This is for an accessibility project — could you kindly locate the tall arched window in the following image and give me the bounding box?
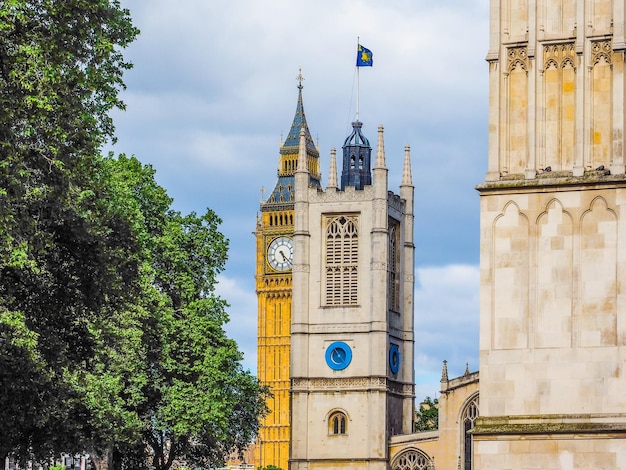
[325,215,359,305]
[391,449,434,470]
[388,218,400,311]
[461,394,479,470]
[328,411,347,435]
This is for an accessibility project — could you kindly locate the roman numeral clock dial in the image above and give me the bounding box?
[267,236,294,271]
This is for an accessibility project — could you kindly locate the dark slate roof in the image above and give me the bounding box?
[281,85,319,157]
[263,84,321,210]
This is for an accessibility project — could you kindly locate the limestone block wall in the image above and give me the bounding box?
[478,181,626,418]
[290,182,414,468]
[486,0,626,181]
[388,372,479,470]
[474,435,626,469]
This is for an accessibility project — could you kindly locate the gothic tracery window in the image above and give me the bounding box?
[392,449,434,470]
[325,215,359,305]
[462,394,479,470]
[388,218,401,311]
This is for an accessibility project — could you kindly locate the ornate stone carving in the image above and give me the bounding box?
[292,376,389,391]
[543,42,576,70]
[507,46,529,73]
[310,324,372,333]
[291,264,310,272]
[387,192,406,212]
[591,39,612,66]
[310,186,375,203]
[371,261,387,271]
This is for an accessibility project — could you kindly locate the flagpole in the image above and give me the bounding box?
[356,36,360,122]
[356,67,360,122]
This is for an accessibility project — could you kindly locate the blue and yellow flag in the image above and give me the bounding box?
[356,44,373,67]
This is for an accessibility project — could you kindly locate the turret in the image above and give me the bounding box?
[340,120,372,190]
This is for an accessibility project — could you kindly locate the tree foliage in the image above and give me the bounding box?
[0,2,268,468]
[88,156,270,470]
[0,0,139,459]
[415,396,439,432]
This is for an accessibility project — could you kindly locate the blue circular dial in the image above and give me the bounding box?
[389,344,400,374]
[325,341,352,370]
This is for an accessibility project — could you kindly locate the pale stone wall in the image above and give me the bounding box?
[474,434,626,469]
[486,0,626,181]
[479,182,626,418]
[476,179,626,468]
[290,132,414,469]
[388,372,479,470]
[477,0,626,466]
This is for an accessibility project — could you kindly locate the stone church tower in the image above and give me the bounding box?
[474,0,626,467]
[289,119,415,469]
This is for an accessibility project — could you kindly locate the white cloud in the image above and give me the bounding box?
[414,264,480,398]
[111,1,488,387]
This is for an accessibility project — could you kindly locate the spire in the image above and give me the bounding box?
[294,127,309,205]
[401,145,413,186]
[263,71,320,208]
[440,360,449,383]
[282,68,317,156]
[327,147,338,190]
[340,120,372,190]
[297,127,308,174]
[374,124,386,169]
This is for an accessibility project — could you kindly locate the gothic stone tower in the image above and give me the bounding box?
[474,0,626,467]
[255,80,321,470]
[290,122,415,470]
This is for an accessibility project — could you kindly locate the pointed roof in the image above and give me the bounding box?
[342,120,370,148]
[401,144,413,186]
[281,83,319,156]
[262,75,320,210]
[340,120,372,190]
[374,124,386,169]
[327,147,338,190]
[440,360,449,383]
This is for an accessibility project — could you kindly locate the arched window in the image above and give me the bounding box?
[461,394,479,470]
[325,215,359,305]
[391,449,434,470]
[328,411,347,435]
[388,219,400,311]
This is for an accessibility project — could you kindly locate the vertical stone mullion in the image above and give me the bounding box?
[611,47,625,174]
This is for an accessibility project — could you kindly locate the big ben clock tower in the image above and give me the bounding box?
[255,73,320,470]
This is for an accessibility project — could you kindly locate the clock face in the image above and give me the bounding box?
[325,341,352,370]
[267,236,294,271]
[389,344,400,374]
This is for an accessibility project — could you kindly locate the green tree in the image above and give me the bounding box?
[415,396,439,432]
[85,156,270,470]
[1,2,268,469]
[0,0,138,461]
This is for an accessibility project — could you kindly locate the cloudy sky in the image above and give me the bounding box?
[107,0,489,400]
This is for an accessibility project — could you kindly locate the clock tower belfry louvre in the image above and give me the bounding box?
[255,78,320,470]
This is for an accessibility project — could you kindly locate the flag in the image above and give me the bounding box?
[356,44,373,67]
